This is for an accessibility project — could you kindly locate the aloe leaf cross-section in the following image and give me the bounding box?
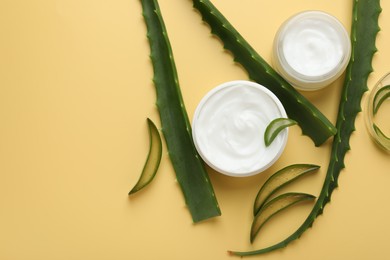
[129,118,162,195]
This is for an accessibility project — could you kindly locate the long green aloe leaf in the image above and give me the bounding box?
[140,0,221,222]
[229,0,381,256]
[191,0,337,146]
[129,118,162,195]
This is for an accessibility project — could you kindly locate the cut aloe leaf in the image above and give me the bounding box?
[373,84,390,115]
[250,192,316,243]
[373,123,390,141]
[253,164,320,216]
[264,118,297,147]
[129,118,162,195]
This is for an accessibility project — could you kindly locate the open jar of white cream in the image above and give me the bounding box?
[273,11,351,91]
[192,80,288,177]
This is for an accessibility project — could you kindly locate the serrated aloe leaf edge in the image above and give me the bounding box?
[191,0,337,147]
[229,0,381,256]
[140,0,221,223]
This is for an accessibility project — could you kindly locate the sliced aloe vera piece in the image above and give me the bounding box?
[264,118,297,147]
[253,164,320,216]
[373,123,390,141]
[373,85,390,114]
[129,118,162,195]
[250,192,316,243]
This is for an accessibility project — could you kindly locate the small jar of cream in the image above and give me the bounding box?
[192,80,288,177]
[273,11,351,91]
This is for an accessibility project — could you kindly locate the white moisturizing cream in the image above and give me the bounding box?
[192,80,288,177]
[273,11,351,91]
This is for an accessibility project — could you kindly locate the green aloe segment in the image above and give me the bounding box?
[264,118,297,147]
[253,164,320,216]
[250,193,316,244]
[129,118,162,195]
[373,85,390,114]
[373,124,390,141]
[191,0,336,146]
[229,0,381,256]
[140,0,220,222]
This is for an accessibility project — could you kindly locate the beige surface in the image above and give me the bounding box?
[0,0,389,259]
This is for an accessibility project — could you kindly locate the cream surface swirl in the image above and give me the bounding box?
[192,81,288,176]
[282,17,343,77]
[273,11,351,91]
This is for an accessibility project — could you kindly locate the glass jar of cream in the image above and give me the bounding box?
[192,80,288,177]
[273,11,351,91]
[364,73,390,152]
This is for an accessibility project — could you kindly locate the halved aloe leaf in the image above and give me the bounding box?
[250,192,316,243]
[264,118,297,147]
[373,85,390,115]
[129,118,162,195]
[253,164,319,216]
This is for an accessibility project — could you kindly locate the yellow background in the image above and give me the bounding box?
[1,0,389,259]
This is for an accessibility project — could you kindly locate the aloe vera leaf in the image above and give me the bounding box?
[229,0,381,256]
[264,118,297,147]
[373,85,390,114]
[253,164,320,216]
[140,0,220,222]
[191,0,336,147]
[373,124,390,141]
[250,193,316,244]
[129,118,162,195]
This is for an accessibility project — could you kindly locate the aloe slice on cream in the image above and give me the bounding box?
[264,118,297,147]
